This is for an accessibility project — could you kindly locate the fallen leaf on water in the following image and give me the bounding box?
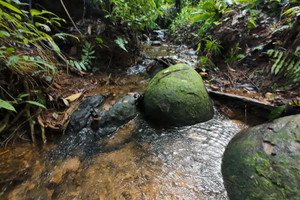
[65,92,83,102]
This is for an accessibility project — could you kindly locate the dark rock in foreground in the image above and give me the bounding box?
[222,114,300,200]
[94,93,140,137]
[144,64,214,127]
[66,94,110,134]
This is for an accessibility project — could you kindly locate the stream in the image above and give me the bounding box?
[0,32,247,200]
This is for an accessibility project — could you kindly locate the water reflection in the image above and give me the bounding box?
[0,108,242,200]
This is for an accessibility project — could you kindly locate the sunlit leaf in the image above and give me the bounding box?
[0,0,23,15]
[0,30,10,38]
[114,38,128,52]
[0,99,16,112]
[64,92,83,102]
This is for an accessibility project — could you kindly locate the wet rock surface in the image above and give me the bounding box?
[222,114,300,200]
[52,93,141,159]
[144,64,214,127]
[94,93,140,137]
[66,94,110,134]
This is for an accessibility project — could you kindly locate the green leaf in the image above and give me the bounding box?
[0,30,10,38]
[0,0,23,15]
[268,105,285,120]
[79,62,87,71]
[18,93,29,98]
[6,47,14,54]
[73,61,82,71]
[0,99,16,112]
[96,37,103,44]
[248,19,256,29]
[30,9,42,16]
[114,38,128,52]
[49,40,61,53]
[24,100,47,109]
[9,56,19,66]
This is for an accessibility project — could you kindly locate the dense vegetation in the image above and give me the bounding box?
[0,0,299,145]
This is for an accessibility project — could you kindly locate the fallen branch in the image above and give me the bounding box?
[208,89,276,111]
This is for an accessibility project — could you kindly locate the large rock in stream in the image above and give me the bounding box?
[144,64,214,127]
[222,114,300,200]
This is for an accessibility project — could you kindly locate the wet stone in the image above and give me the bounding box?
[222,114,300,200]
[94,93,140,137]
[144,64,214,127]
[66,94,110,134]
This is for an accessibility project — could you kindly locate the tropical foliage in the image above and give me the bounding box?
[0,0,72,144]
[105,0,164,30]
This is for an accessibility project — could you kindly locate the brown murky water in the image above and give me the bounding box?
[0,41,246,200]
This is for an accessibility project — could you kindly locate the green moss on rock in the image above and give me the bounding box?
[222,114,300,200]
[143,64,214,127]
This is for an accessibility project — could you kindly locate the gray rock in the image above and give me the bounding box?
[95,93,140,137]
[66,94,110,133]
[222,114,300,200]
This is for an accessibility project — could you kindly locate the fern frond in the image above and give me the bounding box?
[268,49,300,88]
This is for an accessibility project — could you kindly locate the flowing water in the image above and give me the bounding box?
[0,37,247,199]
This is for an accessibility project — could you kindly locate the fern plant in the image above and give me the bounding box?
[267,49,300,89]
[68,41,96,71]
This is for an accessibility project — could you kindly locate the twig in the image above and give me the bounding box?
[241,70,260,92]
[4,109,26,132]
[60,0,83,37]
[1,112,37,147]
[26,105,36,143]
[37,114,46,144]
[24,80,35,143]
[0,113,10,134]
[0,150,9,156]
[82,0,86,22]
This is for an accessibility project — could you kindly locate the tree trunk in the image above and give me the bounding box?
[175,0,181,13]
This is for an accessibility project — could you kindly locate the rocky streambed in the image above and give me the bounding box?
[0,30,298,199]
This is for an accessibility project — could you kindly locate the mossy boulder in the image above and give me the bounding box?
[222,114,300,200]
[143,64,214,127]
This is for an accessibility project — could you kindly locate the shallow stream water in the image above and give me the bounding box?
[0,38,247,200]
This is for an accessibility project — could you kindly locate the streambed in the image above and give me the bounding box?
[0,38,248,200]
